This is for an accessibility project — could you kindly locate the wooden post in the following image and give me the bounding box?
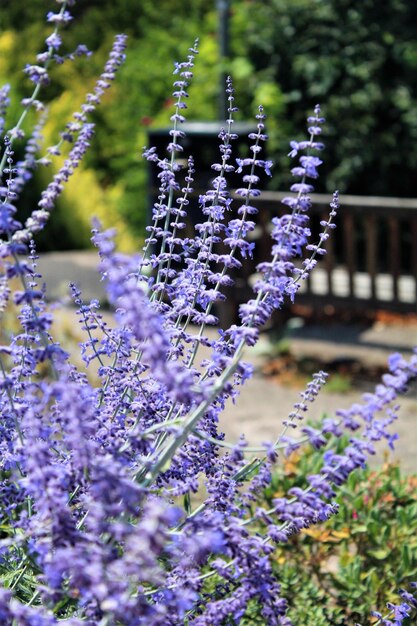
[365,214,378,301]
[388,216,400,302]
[343,212,356,298]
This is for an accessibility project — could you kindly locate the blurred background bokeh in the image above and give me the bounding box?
[1,0,417,252]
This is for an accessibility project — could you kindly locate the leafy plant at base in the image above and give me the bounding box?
[262,444,417,625]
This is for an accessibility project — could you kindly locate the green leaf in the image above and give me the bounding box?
[367,548,391,560]
[183,492,192,515]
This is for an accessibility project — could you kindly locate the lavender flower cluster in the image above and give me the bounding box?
[0,2,415,624]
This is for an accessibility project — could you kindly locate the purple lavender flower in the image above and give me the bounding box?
[23,64,50,86]
[46,10,73,24]
[11,35,127,245]
[45,32,62,50]
[363,583,417,626]
[0,84,10,138]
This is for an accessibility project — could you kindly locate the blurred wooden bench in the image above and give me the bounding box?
[218,192,417,325]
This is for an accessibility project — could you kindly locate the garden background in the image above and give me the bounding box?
[2,0,417,252]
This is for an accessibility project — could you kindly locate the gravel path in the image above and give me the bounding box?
[39,251,417,474]
[220,367,417,474]
[215,325,417,474]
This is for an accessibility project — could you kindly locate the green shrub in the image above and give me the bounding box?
[258,447,417,625]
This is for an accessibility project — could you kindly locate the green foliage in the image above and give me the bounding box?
[237,0,417,196]
[194,442,417,625]
[324,372,352,394]
[1,0,417,250]
[260,446,417,625]
[0,0,215,251]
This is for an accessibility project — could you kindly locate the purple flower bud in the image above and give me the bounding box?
[45,32,62,50]
[46,10,73,24]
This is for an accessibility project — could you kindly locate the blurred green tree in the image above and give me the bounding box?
[235,0,417,196]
